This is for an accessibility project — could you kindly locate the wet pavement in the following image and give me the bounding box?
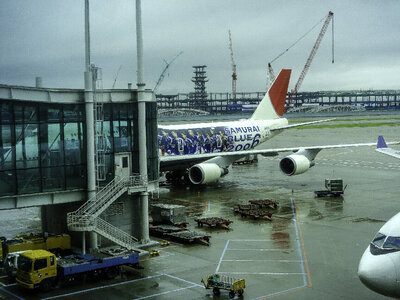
[1,114,400,299]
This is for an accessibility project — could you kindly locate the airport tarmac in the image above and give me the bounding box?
[1,114,399,299]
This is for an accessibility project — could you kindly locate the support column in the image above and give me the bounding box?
[84,0,97,251]
[82,232,86,255]
[139,191,149,242]
[136,0,149,244]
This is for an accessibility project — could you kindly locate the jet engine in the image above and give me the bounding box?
[188,163,228,184]
[279,154,315,176]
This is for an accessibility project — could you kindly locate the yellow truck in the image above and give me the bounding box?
[16,250,57,290]
[0,237,4,261]
[0,233,71,261]
[202,273,245,298]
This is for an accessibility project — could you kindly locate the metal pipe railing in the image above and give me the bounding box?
[67,174,146,249]
[67,174,146,221]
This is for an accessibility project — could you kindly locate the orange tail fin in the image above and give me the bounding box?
[251,69,291,120]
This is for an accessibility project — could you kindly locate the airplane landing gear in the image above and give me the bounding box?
[165,171,190,184]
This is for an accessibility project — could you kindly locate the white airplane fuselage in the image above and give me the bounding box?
[358,212,400,298]
[158,118,288,157]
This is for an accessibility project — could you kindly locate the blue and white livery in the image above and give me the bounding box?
[158,69,400,184]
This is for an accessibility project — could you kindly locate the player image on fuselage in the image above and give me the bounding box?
[157,124,265,157]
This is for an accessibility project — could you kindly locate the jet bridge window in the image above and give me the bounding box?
[372,232,386,248]
[383,236,400,249]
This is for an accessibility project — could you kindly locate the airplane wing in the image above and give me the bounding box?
[270,118,336,131]
[376,135,400,159]
[160,139,400,171]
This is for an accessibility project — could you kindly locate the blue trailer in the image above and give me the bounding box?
[58,252,139,276]
[16,249,139,290]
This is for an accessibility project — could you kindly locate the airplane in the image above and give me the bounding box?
[357,135,400,298]
[158,69,400,185]
[376,135,400,159]
[358,212,400,298]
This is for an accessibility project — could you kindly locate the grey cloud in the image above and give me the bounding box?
[0,0,399,93]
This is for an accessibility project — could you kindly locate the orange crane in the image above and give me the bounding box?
[287,11,334,110]
[228,30,237,104]
[267,11,334,110]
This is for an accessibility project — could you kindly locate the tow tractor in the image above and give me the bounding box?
[201,273,245,298]
[314,179,346,197]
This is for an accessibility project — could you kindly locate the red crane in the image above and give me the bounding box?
[266,11,334,110]
[228,30,237,104]
[287,11,334,110]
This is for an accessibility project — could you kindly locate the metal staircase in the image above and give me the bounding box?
[67,65,148,251]
[93,218,139,248]
[67,175,147,250]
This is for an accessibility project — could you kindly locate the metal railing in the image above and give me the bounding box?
[94,217,138,246]
[68,174,146,221]
[67,174,146,249]
[67,214,93,231]
[67,215,138,249]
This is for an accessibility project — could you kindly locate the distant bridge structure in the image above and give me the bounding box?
[288,104,366,113]
[158,108,209,117]
[156,90,400,114]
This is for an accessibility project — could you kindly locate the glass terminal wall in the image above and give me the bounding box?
[101,102,158,183]
[0,100,158,198]
[0,100,86,196]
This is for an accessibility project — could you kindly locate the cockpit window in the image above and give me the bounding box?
[372,232,386,248]
[383,236,400,249]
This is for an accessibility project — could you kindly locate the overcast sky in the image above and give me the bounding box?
[1,0,399,94]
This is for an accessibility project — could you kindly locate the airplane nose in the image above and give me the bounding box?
[358,247,399,298]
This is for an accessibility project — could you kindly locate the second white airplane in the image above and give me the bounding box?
[358,212,400,298]
[357,136,400,298]
[158,69,399,184]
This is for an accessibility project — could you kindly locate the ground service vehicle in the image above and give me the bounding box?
[202,273,245,298]
[16,249,140,291]
[0,237,5,261]
[0,233,71,260]
[3,251,28,278]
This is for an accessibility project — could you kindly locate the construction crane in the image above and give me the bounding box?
[228,30,237,104]
[267,11,334,95]
[267,63,275,90]
[112,65,122,89]
[154,51,183,93]
[287,11,334,109]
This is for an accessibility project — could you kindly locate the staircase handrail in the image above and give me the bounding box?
[67,215,138,247]
[67,174,146,220]
[67,214,94,230]
[68,176,125,218]
[94,217,138,244]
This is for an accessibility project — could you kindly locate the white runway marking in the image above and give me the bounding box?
[222,259,301,262]
[134,284,199,300]
[218,272,306,275]
[227,248,289,251]
[41,273,202,300]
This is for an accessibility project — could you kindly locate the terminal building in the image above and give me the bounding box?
[0,83,159,251]
[0,1,159,254]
